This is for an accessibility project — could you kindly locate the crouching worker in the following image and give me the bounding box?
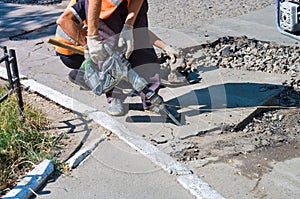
[54,0,182,117]
[54,0,179,81]
[80,0,161,117]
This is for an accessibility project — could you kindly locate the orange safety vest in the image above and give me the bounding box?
[100,0,130,19]
[54,28,86,55]
[55,0,86,55]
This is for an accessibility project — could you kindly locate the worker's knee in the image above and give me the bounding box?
[57,52,84,69]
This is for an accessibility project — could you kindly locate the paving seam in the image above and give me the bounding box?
[0,68,224,198]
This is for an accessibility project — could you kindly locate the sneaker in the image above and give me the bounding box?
[122,88,134,95]
[107,98,124,116]
[68,69,90,90]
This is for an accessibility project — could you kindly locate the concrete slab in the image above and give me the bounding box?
[1,62,217,198]
[188,144,300,199]
[6,35,290,139]
[260,157,300,199]
[0,3,288,137]
[37,138,194,199]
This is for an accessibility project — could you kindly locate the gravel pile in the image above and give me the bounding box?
[183,36,300,89]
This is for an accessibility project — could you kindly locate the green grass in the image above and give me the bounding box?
[0,85,57,192]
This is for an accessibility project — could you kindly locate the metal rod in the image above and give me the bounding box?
[0,89,13,103]
[0,93,9,103]
[0,55,8,63]
[3,46,14,90]
[9,49,24,120]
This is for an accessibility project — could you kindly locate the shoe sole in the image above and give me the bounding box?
[107,111,124,116]
[68,75,90,90]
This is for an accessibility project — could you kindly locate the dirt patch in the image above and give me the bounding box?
[233,142,300,179]
[20,87,104,162]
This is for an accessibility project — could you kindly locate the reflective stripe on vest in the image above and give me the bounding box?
[54,0,80,55]
[67,0,77,8]
[54,26,84,55]
[111,0,121,6]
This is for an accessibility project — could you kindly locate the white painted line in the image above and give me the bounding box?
[89,111,192,175]
[177,174,225,199]
[2,159,54,199]
[66,134,106,169]
[21,79,96,114]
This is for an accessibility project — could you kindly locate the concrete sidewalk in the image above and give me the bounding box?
[38,138,194,199]
[1,2,299,199]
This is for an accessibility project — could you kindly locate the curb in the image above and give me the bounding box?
[0,69,224,199]
[2,159,54,199]
[89,111,192,175]
[89,111,225,199]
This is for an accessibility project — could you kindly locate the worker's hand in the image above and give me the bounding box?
[118,24,134,59]
[83,45,89,59]
[163,45,179,64]
[86,35,107,64]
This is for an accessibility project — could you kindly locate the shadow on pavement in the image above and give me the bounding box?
[125,82,286,125]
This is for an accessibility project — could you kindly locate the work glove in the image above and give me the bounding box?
[83,45,89,59]
[86,35,107,64]
[163,45,180,64]
[118,24,134,59]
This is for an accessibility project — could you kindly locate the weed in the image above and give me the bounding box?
[0,86,58,194]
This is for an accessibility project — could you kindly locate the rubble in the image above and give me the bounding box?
[185,36,300,89]
[167,36,300,162]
